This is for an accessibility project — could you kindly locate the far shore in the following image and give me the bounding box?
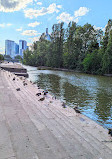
[37,66,112,77]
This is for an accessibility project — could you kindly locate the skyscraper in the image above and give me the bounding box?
[5,40,15,59]
[19,40,27,57]
[44,28,51,41]
[14,43,19,55]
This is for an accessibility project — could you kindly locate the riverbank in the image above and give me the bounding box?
[38,66,81,73]
[0,65,112,159]
[38,66,112,77]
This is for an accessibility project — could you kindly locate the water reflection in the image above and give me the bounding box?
[37,73,61,96]
[23,65,112,129]
[95,89,112,122]
[62,82,89,107]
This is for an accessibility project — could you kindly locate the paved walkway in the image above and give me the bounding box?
[0,69,112,159]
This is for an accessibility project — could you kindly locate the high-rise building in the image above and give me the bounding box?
[14,43,19,55]
[5,39,28,59]
[44,28,51,41]
[5,40,15,59]
[19,40,27,57]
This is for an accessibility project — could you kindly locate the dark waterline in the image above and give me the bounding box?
[23,65,112,129]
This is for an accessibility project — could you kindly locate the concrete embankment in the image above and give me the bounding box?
[0,62,28,77]
[0,66,112,159]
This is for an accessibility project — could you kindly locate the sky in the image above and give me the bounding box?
[0,0,112,54]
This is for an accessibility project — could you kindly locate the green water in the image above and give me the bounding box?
[24,65,112,129]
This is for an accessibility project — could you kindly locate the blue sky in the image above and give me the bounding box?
[0,0,112,54]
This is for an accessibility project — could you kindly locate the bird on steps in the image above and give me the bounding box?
[23,83,27,86]
[62,102,67,108]
[108,129,112,137]
[13,77,15,81]
[38,97,45,101]
[43,91,48,95]
[16,88,20,91]
[36,93,41,96]
[73,106,81,114]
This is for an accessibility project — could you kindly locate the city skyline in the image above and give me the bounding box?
[5,39,27,59]
[1,0,112,54]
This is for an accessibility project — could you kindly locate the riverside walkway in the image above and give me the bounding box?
[0,67,112,159]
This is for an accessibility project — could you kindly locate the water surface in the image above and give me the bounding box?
[24,65,112,129]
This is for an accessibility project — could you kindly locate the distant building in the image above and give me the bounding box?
[45,28,51,41]
[19,40,27,57]
[14,43,19,56]
[5,40,15,59]
[5,39,28,59]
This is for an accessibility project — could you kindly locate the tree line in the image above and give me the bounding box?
[23,19,112,75]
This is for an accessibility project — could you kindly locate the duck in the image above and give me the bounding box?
[73,106,81,114]
[38,97,45,101]
[108,129,112,137]
[23,82,27,86]
[16,88,20,91]
[13,77,15,81]
[36,93,41,96]
[62,102,66,108]
[43,91,48,95]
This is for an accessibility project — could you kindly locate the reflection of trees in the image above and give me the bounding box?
[37,73,61,96]
[95,90,112,121]
[62,82,89,107]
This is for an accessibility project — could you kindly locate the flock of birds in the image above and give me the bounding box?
[11,74,112,137]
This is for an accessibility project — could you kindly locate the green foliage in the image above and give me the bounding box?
[15,55,22,60]
[4,55,12,59]
[82,50,101,74]
[23,19,112,75]
[0,54,4,61]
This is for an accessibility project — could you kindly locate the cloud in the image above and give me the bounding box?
[24,3,62,19]
[28,21,40,27]
[74,7,89,17]
[0,23,12,27]
[94,25,106,32]
[29,36,40,42]
[21,30,40,36]
[0,0,32,12]
[57,7,90,24]
[16,27,23,31]
[57,5,62,9]
[93,26,102,30]
[37,2,42,6]
[57,12,74,24]
[0,24,5,27]
[7,23,12,26]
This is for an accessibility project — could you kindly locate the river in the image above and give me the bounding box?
[23,65,112,129]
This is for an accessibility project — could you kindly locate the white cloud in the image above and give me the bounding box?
[47,3,60,14]
[0,0,32,12]
[37,2,42,6]
[0,23,12,27]
[29,36,40,42]
[57,12,74,24]
[93,26,102,30]
[0,23,5,27]
[24,3,62,19]
[57,5,62,9]
[21,30,40,36]
[28,21,40,27]
[16,27,23,31]
[57,7,90,24]
[7,23,12,26]
[74,7,89,17]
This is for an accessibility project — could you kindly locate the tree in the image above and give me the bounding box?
[47,22,65,67]
[101,19,112,51]
[83,50,101,74]
[15,55,22,60]
[0,54,4,61]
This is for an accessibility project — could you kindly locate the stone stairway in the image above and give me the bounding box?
[0,69,112,159]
